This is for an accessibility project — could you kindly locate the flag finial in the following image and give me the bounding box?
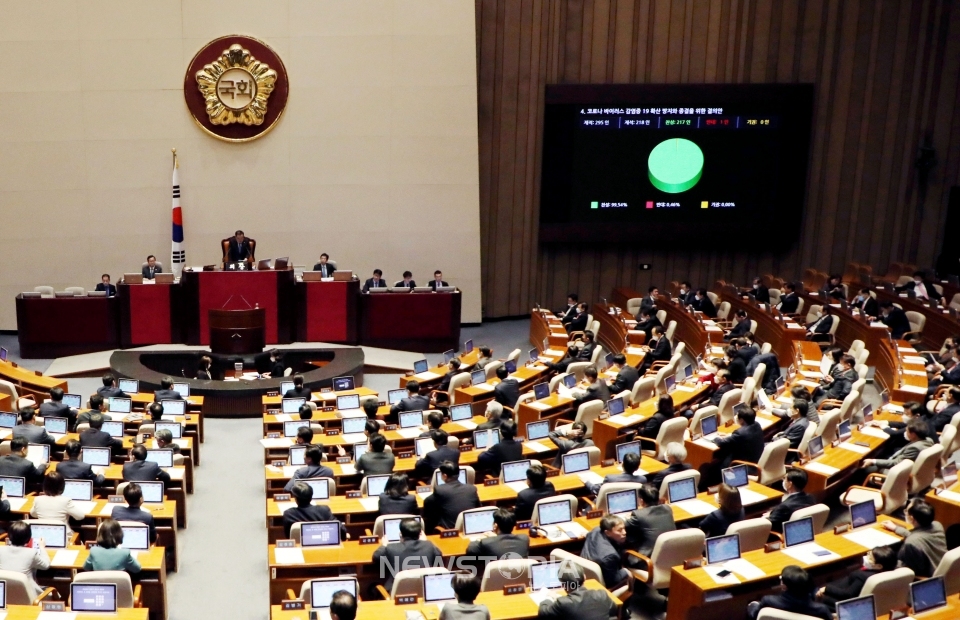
[171,148,179,169]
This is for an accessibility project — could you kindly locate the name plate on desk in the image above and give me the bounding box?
[42,602,66,612]
[601,458,615,467]
[323,406,335,412]
[336,457,351,464]
[834,524,850,534]
[108,495,124,503]
[281,600,305,611]
[274,493,292,502]
[503,585,526,595]
[764,541,782,553]
[268,409,280,415]
[378,401,386,407]
[359,536,379,545]
[545,469,559,478]
[459,444,473,453]
[398,451,413,459]
[385,425,398,431]
[271,460,286,467]
[276,539,296,548]
[320,388,332,393]
[585,509,603,519]
[483,478,499,487]
[395,595,418,605]
[417,486,432,495]
[598,413,610,420]
[326,429,340,436]
[440,529,459,539]
[267,432,281,439]
[516,520,532,530]
[267,391,279,397]
[345,491,362,499]
[683,558,703,569]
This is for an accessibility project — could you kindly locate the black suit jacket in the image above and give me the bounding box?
[821,568,881,607]
[566,312,588,334]
[282,504,345,538]
[707,383,735,407]
[649,462,692,492]
[428,280,449,290]
[639,296,657,316]
[768,492,817,532]
[390,395,430,417]
[465,533,529,569]
[748,593,832,620]
[625,504,676,557]
[227,238,252,262]
[154,389,183,402]
[362,277,386,293]
[39,401,76,430]
[635,316,661,340]
[727,356,747,384]
[648,337,672,363]
[56,459,106,486]
[378,493,419,517]
[477,438,523,475]
[514,482,556,522]
[493,379,521,408]
[933,404,960,434]
[393,280,417,288]
[283,387,314,401]
[882,308,912,340]
[422,480,480,530]
[0,454,46,482]
[557,304,577,322]
[78,428,123,452]
[111,505,158,542]
[753,285,770,303]
[577,381,611,406]
[372,539,443,590]
[610,365,640,394]
[852,295,879,318]
[141,265,162,279]
[713,421,764,468]
[699,296,718,318]
[97,386,127,399]
[779,293,800,314]
[537,586,618,620]
[312,262,335,277]
[122,460,171,484]
[415,445,460,481]
[727,319,752,339]
[641,412,670,440]
[94,283,117,296]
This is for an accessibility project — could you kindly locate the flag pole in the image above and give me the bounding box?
[171,149,185,279]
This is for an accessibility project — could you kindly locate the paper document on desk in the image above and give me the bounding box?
[282,466,300,477]
[413,371,441,381]
[785,323,804,330]
[523,441,550,453]
[342,433,366,444]
[800,371,824,380]
[395,428,422,439]
[275,501,296,513]
[38,613,75,620]
[544,349,565,356]
[274,548,305,565]
[672,499,716,516]
[694,438,719,449]
[99,503,118,516]
[339,464,356,476]
[260,438,294,449]
[738,488,771,506]
[870,322,886,328]
[900,385,927,395]
[837,442,871,454]
[456,420,478,430]
[779,543,840,565]
[607,414,643,427]
[936,490,960,503]
[51,549,79,567]
[804,462,840,476]
[528,402,552,411]
[528,589,558,606]
[703,564,741,585]
[507,481,529,493]
[724,558,765,580]
[675,384,698,392]
[359,497,380,511]
[273,414,293,422]
[756,417,776,430]
[626,347,646,356]
[577,471,604,486]
[882,404,904,413]
[842,528,902,550]
[169,468,184,480]
[902,356,925,365]
[796,380,820,389]
[903,369,926,376]
[557,385,574,399]
[858,426,890,439]
[472,383,495,392]
[5,498,26,511]
[73,501,98,515]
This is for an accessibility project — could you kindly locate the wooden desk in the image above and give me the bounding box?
[0,393,10,412]
[262,388,380,413]
[359,291,462,353]
[0,360,68,401]
[874,288,960,350]
[400,350,481,389]
[515,394,575,433]
[718,292,807,364]
[593,304,644,356]
[665,522,905,620]
[270,580,619,620]
[454,364,551,407]
[297,279,360,344]
[3,606,149,620]
[529,311,570,351]
[683,410,785,470]
[927,481,960,532]
[15,294,120,358]
[119,282,176,347]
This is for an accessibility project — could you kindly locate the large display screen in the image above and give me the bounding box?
[539,84,814,246]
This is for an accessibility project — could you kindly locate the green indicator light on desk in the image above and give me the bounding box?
[647,138,704,193]
[590,201,599,209]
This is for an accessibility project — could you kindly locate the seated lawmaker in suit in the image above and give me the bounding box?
[712,406,764,469]
[633,308,661,341]
[283,445,333,492]
[477,420,522,476]
[357,433,395,475]
[898,271,943,302]
[636,325,670,375]
[492,365,521,408]
[556,294,578,323]
[96,373,127,400]
[141,255,162,280]
[226,230,253,264]
[428,270,449,290]
[816,545,897,609]
[806,305,836,341]
[284,375,314,401]
[123,445,171,484]
[639,286,659,316]
[536,563,618,620]
[564,303,589,334]
[690,288,717,318]
[625,484,676,568]
[423,461,480,531]
[78,413,123,454]
[851,287,880,318]
[677,281,694,305]
[441,574,490,620]
[640,395,675,441]
[419,411,445,438]
[699,483,745,538]
[394,271,416,288]
[683,369,734,419]
[881,498,946,578]
[879,301,912,340]
[814,354,858,406]
[724,310,751,341]
[765,468,816,532]
[750,277,770,303]
[312,253,335,277]
[608,354,639,394]
[547,421,593,469]
[378,473,419,516]
[111,483,158,543]
[14,408,56,448]
[778,283,801,314]
[372,518,442,591]
[282,481,347,539]
[581,515,631,592]
[774,400,811,462]
[649,443,693,493]
[362,269,387,293]
[95,274,117,297]
[57,439,105,486]
[514,464,556,522]
[862,418,934,476]
[476,401,509,432]
[746,565,832,620]
[39,387,77,433]
[465,508,529,572]
[0,437,47,483]
[438,359,462,392]
[154,376,183,402]
[572,366,610,407]
[390,380,430,417]
[586,451,646,495]
[414,430,460,481]
[196,356,212,380]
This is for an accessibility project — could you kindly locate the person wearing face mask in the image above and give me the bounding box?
[750,277,770,303]
[556,294,579,323]
[876,401,924,451]
[862,418,934,476]
[677,281,694,305]
[723,310,751,341]
[765,468,816,532]
[710,406,764,474]
[898,270,943,302]
[636,326,670,375]
[878,301,912,340]
[824,275,846,300]
[813,354,857,406]
[774,400,810,463]
[805,304,836,342]
[778,282,800,314]
[850,287,879,319]
[633,307,661,341]
[881,499,947,578]
[690,288,717,318]
[815,545,898,609]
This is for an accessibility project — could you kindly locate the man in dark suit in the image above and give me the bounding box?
[683,370,734,419]
[123,445,171,484]
[514,464,556,522]
[747,351,781,393]
[806,305,836,341]
[423,460,480,531]
[465,508,529,572]
[312,253,335,277]
[779,283,800,314]
[677,281,694,305]
[564,303,589,334]
[226,230,253,264]
[390,380,429,417]
[649,443,692,492]
[747,565,832,620]
[153,377,183,402]
[372,518,442,591]
[427,271,449,290]
[362,269,387,293]
[141,255,162,279]
[282,481,346,539]
[608,354,639,394]
[585,451,646,495]
[13,408,56,448]
[691,288,717,317]
[492,366,521,408]
[97,374,127,400]
[862,418,934,477]
[712,407,764,469]
[724,310,751,341]
[775,400,811,460]
[633,308,661,341]
[581,515,631,590]
[57,439,105,486]
[574,366,610,406]
[394,271,416,288]
[625,484,676,564]
[725,346,748,384]
[555,294,578,323]
[637,325,671,375]
[898,271,943,302]
[751,277,770,303]
[547,422,594,468]
[639,286,659,316]
[851,288,880,318]
[284,446,334,491]
[816,545,897,609]
[438,359,461,392]
[537,563,618,620]
[879,301,912,340]
[766,469,817,532]
[283,375,314,401]
[95,274,117,297]
[477,420,522,476]
[0,437,47,482]
[111,483,158,543]
[931,388,960,433]
[39,387,76,431]
[476,401,509,431]
[415,430,460,481]
[815,354,857,405]
[78,413,123,454]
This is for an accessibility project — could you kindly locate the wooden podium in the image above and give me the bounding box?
[209,308,266,354]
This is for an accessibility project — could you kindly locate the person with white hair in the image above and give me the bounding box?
[476,400,508,431]
[536,561,618,620]
[649,442,692,492]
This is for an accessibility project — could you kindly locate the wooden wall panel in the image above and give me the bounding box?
[476,0,960,318]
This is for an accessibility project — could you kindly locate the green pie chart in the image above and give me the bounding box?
[647,138,704,193]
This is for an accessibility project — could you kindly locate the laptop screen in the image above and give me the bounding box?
[413,360,429,374]
[470,370,486,386]
[533,382,550,400]
[282,398,306,414]
[161,399,186,416]
[71,583,117,613]
[43,417,68,435]
[81,447,111,467]
[861,404,873,422]
[172,383,190,398]
[537,499,572,526]
[342,416,366,435]
[463,509,497,535]
[721,465,749,488]
[144,449,173,468]
[683,364,694,379]
[399,411,422,429]
[63,479,93,501]
[444,350,456,364]
[108,397,132,414]
[526,420,550,441]
[783,516,815,547]
[0,413,16,428]
[838,420,851,440]
[311,579,358,609]
[615,441,641,464]
[836,595,876,620]
[705,534,741,565]
[606,489,638,514]
[700,414,719,437]
[563,374,577,388]
[26,444,49,468]
[301,521,341,547]
[502,460,531,483]
[383,517,422,542]
[118,379,139,394]
[284,421,309,437]
[501,360,515,375]
[664,376,676,392]
[365,475,390,497]
[352,443,368,463]
[850,500,877,529]
[415,437,435,457]
[450,404,473,422]
[333,376,355,391]
[464,340,473,354]
[423,573,456,602]
[434,469,467,486]
[0,476,24,498]
[910,577,947,614]
[62,394,82,409]
[0,347,6,361]
[529,348,538,362]
[473,429,500,449]
[337,395,360,411]
[156,421,182,439]
[607,397,625,416]
[667,478,697,503]
[288,445,307,466]
[807,435,824,458]
[120,524,150,551]
[280,381,295,394]
[139,481,164,503]
[102,421,124,437]
[31,523,66,548]
[531,561,563,590]
[388,389,406,405]
[562,451,590,474]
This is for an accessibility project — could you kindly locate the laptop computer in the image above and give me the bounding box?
[504,360,517,373]
[155,273,175,284]
[664,376,676,393]
[561,451,590,475]
[530,561,564,590]
[700,413,719,439]
[399,411,423,429]
[26,444,49,467]
[470,369,486,386]
[333,376,355,391]
[31,523,66,548]
[387,389,406,405]
[161,399,186,416]
[139,481,164,503]
[70,583,117,613]
[526,420,550,441]
[63,479,93,502]
[533,382,550,400]
[0,476,25,498]
[443,350,456,364]
[607,396,626,416]
[413,360,429,374]
[108,397,132,414]
[529,348,539,362]
[836,595,876,620]
[301,478,331,500]
[502,460,531,484]
[383,516,422,542]
[301,521,341,547]
[0,413,15,429]
[462,508,497,536]
[606,489,638,515]
[146,449,174,468]
[155,421,182,439]
[310,579,358,610]
[279,381,295,394]
[284,420,309,437]
[289,445,307,466]
[364,475,391,497]
[102,421,124,437]
[415,437,436,457]
[667,477,697,503]
[341,416,366,435]
[434,469,468,486]
[536,499,572,526]
[464,340,474,354]
[282,398,306,414]
[449,403,473,422]
[81,447,111,467]
[0,347,6,362]
[910,576,947,615]
[783,516,816,548]
[62,393,82,409]
[473,428,500,449]
[172,383,190,398]
[120,523,150,551]
[837,420,852,442]
[849,500,877,529]
[807,435,824,459]
[705,534,741,565]
[563,374,577,389]
[423,573,456,603]
[332,270,352,281]
[42,417,68,435]
[721,465,749,488]
[336,394,360,412]
[353,442,368,463]
[616,441,641,464]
